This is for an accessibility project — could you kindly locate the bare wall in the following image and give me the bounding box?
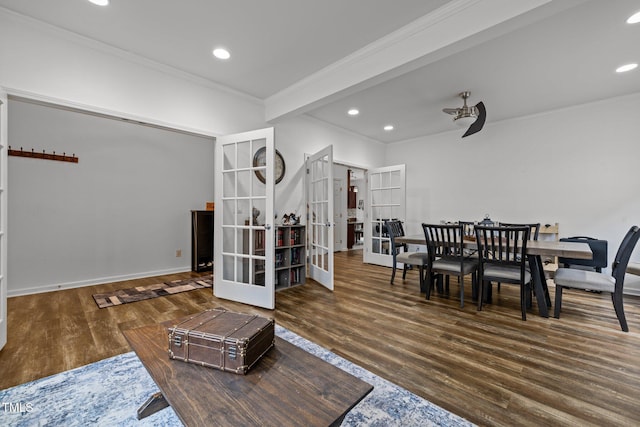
[385,92,640,290]
[7,99,214,296]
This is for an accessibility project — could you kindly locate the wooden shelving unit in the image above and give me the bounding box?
[275,224,306,290]
[243,224,305,289]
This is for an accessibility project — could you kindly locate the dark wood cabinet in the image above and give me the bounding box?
[191,210,214,272]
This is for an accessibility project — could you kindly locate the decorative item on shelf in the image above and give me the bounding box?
[8,146,78,163]
[252,207,260,226]
[253,147,285,184]
[288,213,299,225]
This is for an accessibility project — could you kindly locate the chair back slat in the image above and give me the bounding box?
[422,223,464,260]
[475,225,530,269]
[611,226,640,292]
[384,220,406,255]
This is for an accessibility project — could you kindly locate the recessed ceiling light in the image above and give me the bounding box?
[347,109,359,116]
[627,11,640,24]
[383,125,394,131]
[213,48,231,60]
[88,0,109,5]
[616,63,638,73]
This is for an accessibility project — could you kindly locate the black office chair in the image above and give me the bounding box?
[554,226,640,332]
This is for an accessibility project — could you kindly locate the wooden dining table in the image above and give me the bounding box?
[396,235,593,317]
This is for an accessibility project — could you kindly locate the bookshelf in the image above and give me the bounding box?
[275,224,306,290]
[243,224,305,289]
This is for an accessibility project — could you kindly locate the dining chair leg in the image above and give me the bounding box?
[553,285,563,318]
[390,258,397,285]
[612,293,629,332]
[402,265,408,281]
[520,284,527,321]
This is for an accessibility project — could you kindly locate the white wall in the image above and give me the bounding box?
[385,93,640,292]
[273,115,385,225]
[0,10,383,295]
[7,99,215,295]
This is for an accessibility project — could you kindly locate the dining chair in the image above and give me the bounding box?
[475,225,532,320]
[384,220,429,291]
[498,223,543,299]
[422,223,478,307]
[554,225,640,332]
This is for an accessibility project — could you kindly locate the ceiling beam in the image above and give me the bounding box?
[264,0,583,123]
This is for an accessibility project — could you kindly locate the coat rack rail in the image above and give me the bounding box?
[8,147,79,163]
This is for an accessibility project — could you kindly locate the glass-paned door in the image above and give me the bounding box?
[214,128,275,309]
[306,146,334,290]
[0,88,7,350]
[363,164,406,267]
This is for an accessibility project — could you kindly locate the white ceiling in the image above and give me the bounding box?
[1,0,639,143]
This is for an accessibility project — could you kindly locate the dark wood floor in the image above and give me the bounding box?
[2,250,640,426]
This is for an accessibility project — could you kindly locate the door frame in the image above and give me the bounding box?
[0,88,7,350]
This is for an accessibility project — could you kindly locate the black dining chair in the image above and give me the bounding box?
[554,225,640,332]
[384,220,429,291]
[498,223,543,301]
[422,223,479,307]
[475,225,532,320]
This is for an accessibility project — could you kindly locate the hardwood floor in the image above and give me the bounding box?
[2,250,640,426]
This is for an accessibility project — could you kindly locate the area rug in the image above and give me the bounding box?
[92,275,213,308]
[0,325,474,427]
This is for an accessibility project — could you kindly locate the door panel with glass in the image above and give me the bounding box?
[214,128,275,309]
[363,165,406,267]
[306,146,334,290]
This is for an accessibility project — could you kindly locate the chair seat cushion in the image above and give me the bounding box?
[432,258,478,275]
[397,252,428,266]
[554,268,615,292]
[483,265,531,284]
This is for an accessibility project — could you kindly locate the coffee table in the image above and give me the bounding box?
[123,321,373,426]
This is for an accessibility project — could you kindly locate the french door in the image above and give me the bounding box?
[0,88,7,350]
[306,146,334,290]
[363,164,406,267]
[214,128,275,309]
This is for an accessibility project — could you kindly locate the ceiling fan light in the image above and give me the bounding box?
[453,115,476,128]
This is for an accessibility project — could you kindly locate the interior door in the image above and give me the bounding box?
[0,88,7,350]
[214,127,275,309]
[306,146,334,290]
[363,164,406,267]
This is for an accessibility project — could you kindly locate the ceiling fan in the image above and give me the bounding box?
[442,91,486,138]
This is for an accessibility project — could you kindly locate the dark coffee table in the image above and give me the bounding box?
[123,321,373,426]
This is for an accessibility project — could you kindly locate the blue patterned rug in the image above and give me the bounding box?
[0,325,474,426]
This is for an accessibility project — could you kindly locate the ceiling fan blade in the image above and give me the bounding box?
[462,101,486,138]
[442,108,459,115]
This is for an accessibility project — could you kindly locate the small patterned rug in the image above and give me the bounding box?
[92,275,213,308]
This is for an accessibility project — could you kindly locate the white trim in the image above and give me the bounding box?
[6,267,193,298]
[7,88,218,139]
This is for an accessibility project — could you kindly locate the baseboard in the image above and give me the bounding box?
[7,267,192,298]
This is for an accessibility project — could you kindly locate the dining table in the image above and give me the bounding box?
[396,234,593,317]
